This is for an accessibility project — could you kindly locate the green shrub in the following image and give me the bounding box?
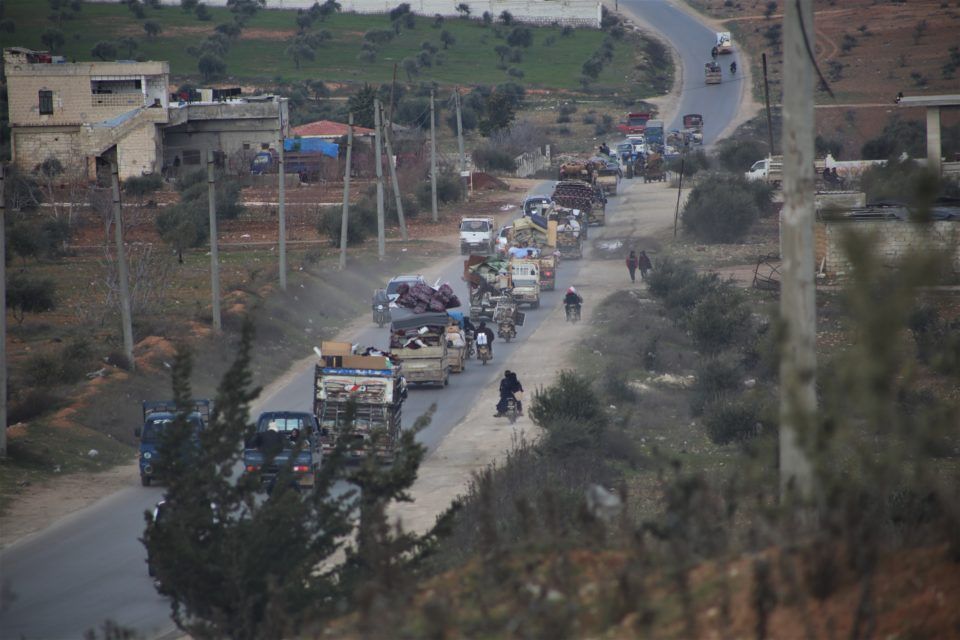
[646,257,720,317]
[689,283,752,354]
[471,145,515,172]
[123,173,164,200]
[681,172,760,243]
[530,370,607,453]
[22,339,93,387]
[715,138,768,173]
[691,355,744,416]
[6,275,56,325]
[317,205,369,246]
[415,172,463,208]
[8,389,65,424]
[703,399,761,445]
[666,150,711,176]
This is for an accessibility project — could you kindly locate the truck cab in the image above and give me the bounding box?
[522,195,553,218]
[459,217,495,255]
[509,260,541,309]
[745,156,783,185]
[135,400,210,487]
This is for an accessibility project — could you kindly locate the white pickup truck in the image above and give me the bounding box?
[745,156,783,186]
[459,216,496,255]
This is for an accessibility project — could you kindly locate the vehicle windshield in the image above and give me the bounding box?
[627,115,647,125]
[460,220,490,232]
[142,415,202,443]
[750,161,764,171]
[257,416,309,433]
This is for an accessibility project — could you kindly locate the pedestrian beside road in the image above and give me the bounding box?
[625,250,638,283]
[638,250,653,281]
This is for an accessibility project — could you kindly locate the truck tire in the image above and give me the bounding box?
[141,476,151,487]
[532,300,540,309]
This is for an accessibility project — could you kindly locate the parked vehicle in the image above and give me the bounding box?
[243,412,323,492]
[135,400,211,487]
[745,155,784,186]
[682,114,704,145]
[249,138,339,183]
[390,312,451,387]
[313,341,405,461]
[617,111,652,135]
[459,216,496,255]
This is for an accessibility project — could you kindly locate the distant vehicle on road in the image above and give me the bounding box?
[243,412,323,492]
[135,400,210,487]
[385,275,426,308]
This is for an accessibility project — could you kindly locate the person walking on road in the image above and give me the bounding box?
[625,250,638,283]
[638,250,653,281]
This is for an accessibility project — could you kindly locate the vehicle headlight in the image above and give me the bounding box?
[143,452,153,460]
[377,305,385,310]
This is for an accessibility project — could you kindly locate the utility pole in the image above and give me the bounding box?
[454,87,468,199]
[109,157,135,372]
[673,157,685,237]
[207,150,222,331]
[779,0,816,499]
[374,97,386,260]
[278,99,287,291]
[762,53,776,157]
[0,165,7,457]
[339,112,354,270]
[429,89,439,223]
[381,102,408,241]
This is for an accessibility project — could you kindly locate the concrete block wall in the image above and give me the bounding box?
[89,0,601,26]
[10,127,82,173]
[819,220,960,277]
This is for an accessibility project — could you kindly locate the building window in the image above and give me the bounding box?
[182,149,202,166]
[39,90,54,115]
[243,142,251,150]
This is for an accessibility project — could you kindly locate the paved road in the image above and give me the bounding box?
[620,0,744,145]
[0,185,581,640]
[0,4,747,638]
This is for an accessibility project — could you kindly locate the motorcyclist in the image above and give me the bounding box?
[477,320,496,355]
[564,286,583,311]
[730,61,737,74]
[495,370,524,417]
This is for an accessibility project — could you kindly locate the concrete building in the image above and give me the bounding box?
[4,47,170,179]
[3,47,289,180]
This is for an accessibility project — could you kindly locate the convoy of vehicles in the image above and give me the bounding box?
[617,111,652,135]
[705,61,722,84]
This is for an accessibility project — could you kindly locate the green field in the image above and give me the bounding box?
[3,0,656,93]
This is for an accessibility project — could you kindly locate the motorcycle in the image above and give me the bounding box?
[497,321,516,342]
[465,330,476,358]
[729,62,737,74]
[477,343,492,365]
[504,394,520,425]
[565,303,581,323]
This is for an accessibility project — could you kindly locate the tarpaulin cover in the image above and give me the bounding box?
[390,310,451,332]
[284,137,339,157]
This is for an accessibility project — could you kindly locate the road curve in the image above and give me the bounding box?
[0,4,746,637]
[620,0,744,145]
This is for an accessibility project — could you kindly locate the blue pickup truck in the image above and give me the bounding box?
[243,411,323,492]
[135,400,211,487]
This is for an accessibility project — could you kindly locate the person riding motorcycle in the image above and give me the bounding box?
[477,320,496,355]
[564,287,583,311]
[495,370,524,417]
[729,61,737,74]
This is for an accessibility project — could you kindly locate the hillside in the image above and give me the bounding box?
[1,0,655,94]
[686,0,960,158]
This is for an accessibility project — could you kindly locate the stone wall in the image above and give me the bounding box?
[816,220,960,277]
[87,0,601,26]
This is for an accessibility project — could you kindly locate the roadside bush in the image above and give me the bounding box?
[703,398,763,445]
[123,173,164,203]
[666,150,711,176]
[471,145,515,172]
[681,172,760,243]
[715,138,767,173]
[646,257,718,317]
[318,205,368,246]
[22,339,93,387]
[6,275,56,325]
[747,179,776,217]
[689,283,752,354]
[530,370,607,452]
[7,389,65,424]
[363,28,394,44]
[691,355,744,416]
[415,171,463,208]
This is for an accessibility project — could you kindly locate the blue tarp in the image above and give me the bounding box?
[284,137,339,157]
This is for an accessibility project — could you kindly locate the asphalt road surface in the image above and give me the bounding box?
[0,4,744,637]
[620,0,744,145]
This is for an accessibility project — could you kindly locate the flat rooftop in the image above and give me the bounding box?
[898,95,960,108]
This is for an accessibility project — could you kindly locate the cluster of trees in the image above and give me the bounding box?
[155,168,243,263]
